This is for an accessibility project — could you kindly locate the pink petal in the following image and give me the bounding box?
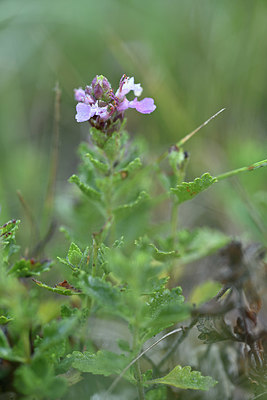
[117,98,129,112]
[75,103,92,122]
[129,97,156,114]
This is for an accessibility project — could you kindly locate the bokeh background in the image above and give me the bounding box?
[0,0,267,248]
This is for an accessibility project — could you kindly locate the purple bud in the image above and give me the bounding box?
[91,75,111,101]
[93,83,103,100]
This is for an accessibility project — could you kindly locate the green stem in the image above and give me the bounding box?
[171,201,179,247]
[133,322,145,400]
[216,159,267,181]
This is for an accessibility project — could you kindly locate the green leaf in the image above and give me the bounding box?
[170,173,217,204]
[178,228,230,264]
[8,258,53,277]
[90,127,107,148]
[142,286,190,340]
[86,152,109,173]
[69,350,134,381]
[120,157,142,175]
[103,132,120,160]
[68,242,83,265]
[69,174,102,201]
[148,243,179,261]
[0,219,20,262]
[113,191,150,217]
[14,356,68,399]
[35,318,78,361]
[150,365,217,391]
[81,275,128,319]
[32,279,82,296]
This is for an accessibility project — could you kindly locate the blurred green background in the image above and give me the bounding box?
[0,0,266,247]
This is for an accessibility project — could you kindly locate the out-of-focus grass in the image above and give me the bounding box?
[0,0,266,245]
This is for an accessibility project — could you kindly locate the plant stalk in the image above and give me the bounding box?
[216,159,267,181]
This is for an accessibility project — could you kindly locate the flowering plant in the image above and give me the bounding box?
[0,74,266,400]
[74,74,156,133]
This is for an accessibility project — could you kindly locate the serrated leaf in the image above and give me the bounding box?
[113,191,150,217]
[35,318,77,359]
[68,242,83,265]
[119,157,142,175]
[178,228,230,264]
[0,219,20,262]
[170,173,217,204]
[149,243,179,261]
[81,275,128,319]
[142,287,190,340]
[8,258,53,277]
[86,153,109,173]
[69,350,134,381]
[32,279,82,296]
[69,174,102,201]
[150,365,217,391]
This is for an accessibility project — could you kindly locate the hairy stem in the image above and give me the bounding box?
[216,159,267,181]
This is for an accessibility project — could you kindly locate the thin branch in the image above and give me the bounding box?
[251,392,267,400]
[157,108,225,163]
[177,108,225,147]
[105,327,183,397]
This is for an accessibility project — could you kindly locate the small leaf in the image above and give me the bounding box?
[69,174,102,201]
[32,279,82,296]
[149,243,179,261]
[68,242,83,265]
[113,191,150,217]
[81,275,128,319]
[150,365,217,391]
[8,258,53,277]
[69,350,134,381]
[170,173,217,204]
[118,157,142,176]
[86,153,109,173]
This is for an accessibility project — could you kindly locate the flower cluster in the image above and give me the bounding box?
[74,74,156,131]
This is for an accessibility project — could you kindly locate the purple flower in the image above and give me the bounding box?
[74,74,156,126]
[116,75,143,100]
[75,102,108,122]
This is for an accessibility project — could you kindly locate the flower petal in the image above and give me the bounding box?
[116,76,143,99]
[129,97,156,114]
[75,103,93,122]
[117,98,129,112]
[74,88,85,102]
